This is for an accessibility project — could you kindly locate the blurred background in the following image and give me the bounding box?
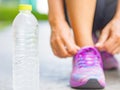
[0,0,48,30]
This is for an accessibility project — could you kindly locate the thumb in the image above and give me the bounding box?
[95,25,110,49]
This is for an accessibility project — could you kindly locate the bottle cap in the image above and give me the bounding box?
[19,4,32,11]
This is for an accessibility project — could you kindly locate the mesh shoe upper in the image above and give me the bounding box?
[70,47,105,87]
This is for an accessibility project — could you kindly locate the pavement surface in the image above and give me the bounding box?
[0,21,120,90]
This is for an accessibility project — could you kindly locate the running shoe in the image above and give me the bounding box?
[70,46,106,89]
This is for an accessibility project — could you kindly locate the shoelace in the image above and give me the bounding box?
[75,50,100,68]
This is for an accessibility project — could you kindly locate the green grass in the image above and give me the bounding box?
[0,21,11,30]
[0,5,18,22]
[0,4,48,30]
[32,11,48,20]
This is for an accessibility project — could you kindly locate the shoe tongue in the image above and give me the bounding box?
[79,47,97,56]
[75,47,100,58]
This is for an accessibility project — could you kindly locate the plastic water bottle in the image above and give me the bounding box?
[12,4,39,90]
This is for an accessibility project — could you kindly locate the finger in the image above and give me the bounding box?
[51,39,69,57]
[104,37,117,53]
[69,33,80,51]
[63,39,78,55]
[69,45,80,54]
[52,48,59,56]
[75,45,80,51]
[56,38,72,58]
[70,37,80,51]
[110,43,119,54]
[112,47,120,55]
[51,42,60,56]
[106,43,119,54]
[112,42,120,54]
[95,25,110,49]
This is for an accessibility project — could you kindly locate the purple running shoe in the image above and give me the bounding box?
[92,33,119,70]
[70,46,106,89]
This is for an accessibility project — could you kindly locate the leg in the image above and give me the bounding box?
[65,0,96,47]
[66,0,105,89]
[93,0,118,33]
[66,1,106,88]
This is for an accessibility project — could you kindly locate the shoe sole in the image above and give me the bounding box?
[71,79,105,89]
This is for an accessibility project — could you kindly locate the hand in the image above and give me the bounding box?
[96,18,120,54]
[50,21,80,58]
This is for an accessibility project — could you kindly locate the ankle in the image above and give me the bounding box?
[76,41,94,48]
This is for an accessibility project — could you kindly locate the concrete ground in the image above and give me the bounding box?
[0,21,120,90]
